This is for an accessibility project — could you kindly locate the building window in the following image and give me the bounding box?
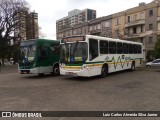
[74,29,77,35]
[133,14,137,21]
[149,9,153,16]
[141,25,143,33]
[94,25,96,30]
[97,24,101,29]
[90,26,92,31]
[149,24,153,30]
[105,22,109,27]
[115,18,121,25]
[149,37,153,43]
[127,16,130,23]
[78,28,82,34]
[140,12,144,19]
[133,27,137,34]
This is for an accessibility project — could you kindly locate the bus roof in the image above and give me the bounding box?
[61,35,142,45]
[86,35,142,45]
[20,39,60,46]
[21,39,60,43]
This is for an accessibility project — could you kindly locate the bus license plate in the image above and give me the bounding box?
[66,72,77,76]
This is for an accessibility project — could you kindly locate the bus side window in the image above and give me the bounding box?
[109,41,116,54]
[117,42,122,54]
[51,44,60,55]
[38,46,49,58]
[133,44,138,54]
[129,44,133,54]
[122,43,128,54]
[100,40,108,54]
[137,45,142,54]
[89,39,98,61]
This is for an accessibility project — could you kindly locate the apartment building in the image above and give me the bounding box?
[57,22,89,40]
[112,11,126,39]
[88,17,102,36]
[56,0,160,59]
[14,8,28,41]
[145,2,158,50]
[56,9,96,33]
[26,12,39,40]
[14,10,39,41]
[125,2,146,43]
[101,15,112,38]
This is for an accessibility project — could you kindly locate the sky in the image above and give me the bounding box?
[26,0,153,39]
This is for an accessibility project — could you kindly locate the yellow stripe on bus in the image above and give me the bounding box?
[62,60,141,70]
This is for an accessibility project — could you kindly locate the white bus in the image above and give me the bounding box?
[60,35,143,77]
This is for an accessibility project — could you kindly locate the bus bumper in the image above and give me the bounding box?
[18,68,38,74]
[60,68,90,77]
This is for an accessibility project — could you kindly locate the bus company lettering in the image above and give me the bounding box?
[12,112,42,117]
[28,113,42,117]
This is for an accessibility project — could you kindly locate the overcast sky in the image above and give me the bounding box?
[26,0,152,39]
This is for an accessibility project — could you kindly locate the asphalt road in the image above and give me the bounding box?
[0,65,160,120]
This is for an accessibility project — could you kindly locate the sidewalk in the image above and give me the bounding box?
[0,64,18,74]
[137,64,160,72]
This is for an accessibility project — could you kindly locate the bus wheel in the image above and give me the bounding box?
[101,65,108,78]
[53,66,60,76]
[130,62,135,71]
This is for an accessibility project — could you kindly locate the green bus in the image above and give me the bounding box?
[18,39,60,75]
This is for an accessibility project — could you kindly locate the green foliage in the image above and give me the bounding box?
[146,50,155,62]
[154,38,160,59]
[0,0,29,64]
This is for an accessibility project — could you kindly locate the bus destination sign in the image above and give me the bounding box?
[62,36,84,42]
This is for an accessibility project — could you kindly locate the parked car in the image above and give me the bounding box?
[146,59,160,68]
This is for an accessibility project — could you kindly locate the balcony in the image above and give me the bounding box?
[125,20,145,27]
[124,32,145,39]
[157,17,160,21]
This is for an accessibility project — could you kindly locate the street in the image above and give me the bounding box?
[0,65,160,119]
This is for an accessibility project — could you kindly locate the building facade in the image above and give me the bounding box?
[56,8,96,37]
[14,10,39,41]
[56,1,160,60]
[26,12,39,40]
[112,11,126,39]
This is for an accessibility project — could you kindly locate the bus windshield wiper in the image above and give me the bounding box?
[70,41,79,63]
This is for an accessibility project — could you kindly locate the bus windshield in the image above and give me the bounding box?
[60,42,88,64]
[19,41,36,63]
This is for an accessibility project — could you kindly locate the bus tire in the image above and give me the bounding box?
[130,62,135,71]
[53,65,60,76]
[101,64,108,78]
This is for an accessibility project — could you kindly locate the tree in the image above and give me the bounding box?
[146,50,155,62]
[39,26,46,38]
[0,0,29,64]
[154,37,160,59]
